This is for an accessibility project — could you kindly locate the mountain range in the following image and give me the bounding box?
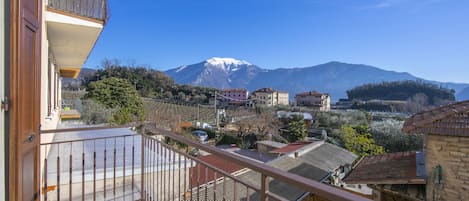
[166,57,469,102]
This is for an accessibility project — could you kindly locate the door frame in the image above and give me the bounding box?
[8,0,42,200]
[1,0,8,200]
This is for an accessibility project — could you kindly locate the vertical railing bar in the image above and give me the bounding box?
[204,166,208,201]
[246,186,250,201]
[223,176,226,201]
[163,142,166,201]
[140,136,145,200]
[234,181,237,201]
[113,137,117,198]
[156,140,159,201]
[178,151,181,201]
[160,140,163,201]
[147,137,150,200]
[93,140,96,201]
[44,150,48,201]
[171,149,176,200]
[190,159,193,201]
[260,174,269,201]
[123,136,126,196]
[57,144,60,201]
[213,172,217,201]
[152,138,156,201]
[131,136,135,197]
[183,153,187,201]
[197,162,200,201]
[104,138,107,200]
[69,142,73,201]
[81,142,85,201]
[168,144,172,201]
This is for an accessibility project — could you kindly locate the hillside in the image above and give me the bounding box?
[347,80,455,104]
[165,58,469,102]
[457,87,469,101]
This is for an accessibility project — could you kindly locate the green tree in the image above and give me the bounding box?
[84,77,144,125]
[288,117,307,142]
[341,125,384,157]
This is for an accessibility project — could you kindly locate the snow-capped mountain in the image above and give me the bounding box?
[166,58,469,101]
[166,57,262,89]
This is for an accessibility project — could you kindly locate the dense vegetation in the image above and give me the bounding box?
[84,77,144,124]
[84,60,218,104]
[347,80,455,104]
[314,110,423,154]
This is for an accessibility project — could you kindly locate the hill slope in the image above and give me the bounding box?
[166,59,469,102]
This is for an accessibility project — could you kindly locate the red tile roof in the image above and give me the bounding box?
[189,154,244,188]
[270,142,311,154]
[343,151,426,184]
[403,100,469,136]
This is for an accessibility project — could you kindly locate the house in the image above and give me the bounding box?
[295,91,331,111]
[344,151,426,201]
[403,100,469,201]
[277,110,314,128]
[221,88,249,106]
[250,87,289,107]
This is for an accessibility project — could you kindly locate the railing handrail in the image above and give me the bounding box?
[40,125,132,134]
[146,127,371,201]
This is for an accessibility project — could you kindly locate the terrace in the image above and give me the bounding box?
[39,125,370,201]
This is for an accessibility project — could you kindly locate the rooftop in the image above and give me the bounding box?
[403,100,469,136]
[270,141,312,154]
[344,151,426,184]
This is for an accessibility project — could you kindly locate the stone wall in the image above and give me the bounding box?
[426,134,469,201]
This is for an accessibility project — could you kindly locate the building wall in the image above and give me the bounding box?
[426,134,469,201]
[40,4,60,132]
[295,94,330,111]
[0,0,6,199]
[277,92,289,105]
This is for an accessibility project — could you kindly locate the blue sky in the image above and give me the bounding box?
[85,0,469,83]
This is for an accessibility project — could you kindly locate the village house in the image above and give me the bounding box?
[403,100,469,201]
[344,151,426,201]
[295,91,331,111]
[250,87,289,107]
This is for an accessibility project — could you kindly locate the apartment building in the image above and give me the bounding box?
[251,87,289,107]
[295,91,331,111]
[221,88,248,106]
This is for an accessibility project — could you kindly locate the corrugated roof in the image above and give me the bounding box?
[197,156,330,201]
[403,100,469,136]
[343,151,426,184]
[299,143,358,172]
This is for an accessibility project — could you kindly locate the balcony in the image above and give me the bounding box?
[40,125,370,201]
[45,0,108,78]
[47,0,108,22]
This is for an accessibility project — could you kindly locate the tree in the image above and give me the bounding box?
[288,117,307,142]
[341,125,384,157]
[84,77,144,125]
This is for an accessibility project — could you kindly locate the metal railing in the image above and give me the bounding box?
[47,0,108,22]
[40,126,370,201]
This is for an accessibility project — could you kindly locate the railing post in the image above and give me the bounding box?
[141,134,145,200]
[261,174,269,201]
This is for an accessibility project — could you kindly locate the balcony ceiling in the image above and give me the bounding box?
[46,10,103,76]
